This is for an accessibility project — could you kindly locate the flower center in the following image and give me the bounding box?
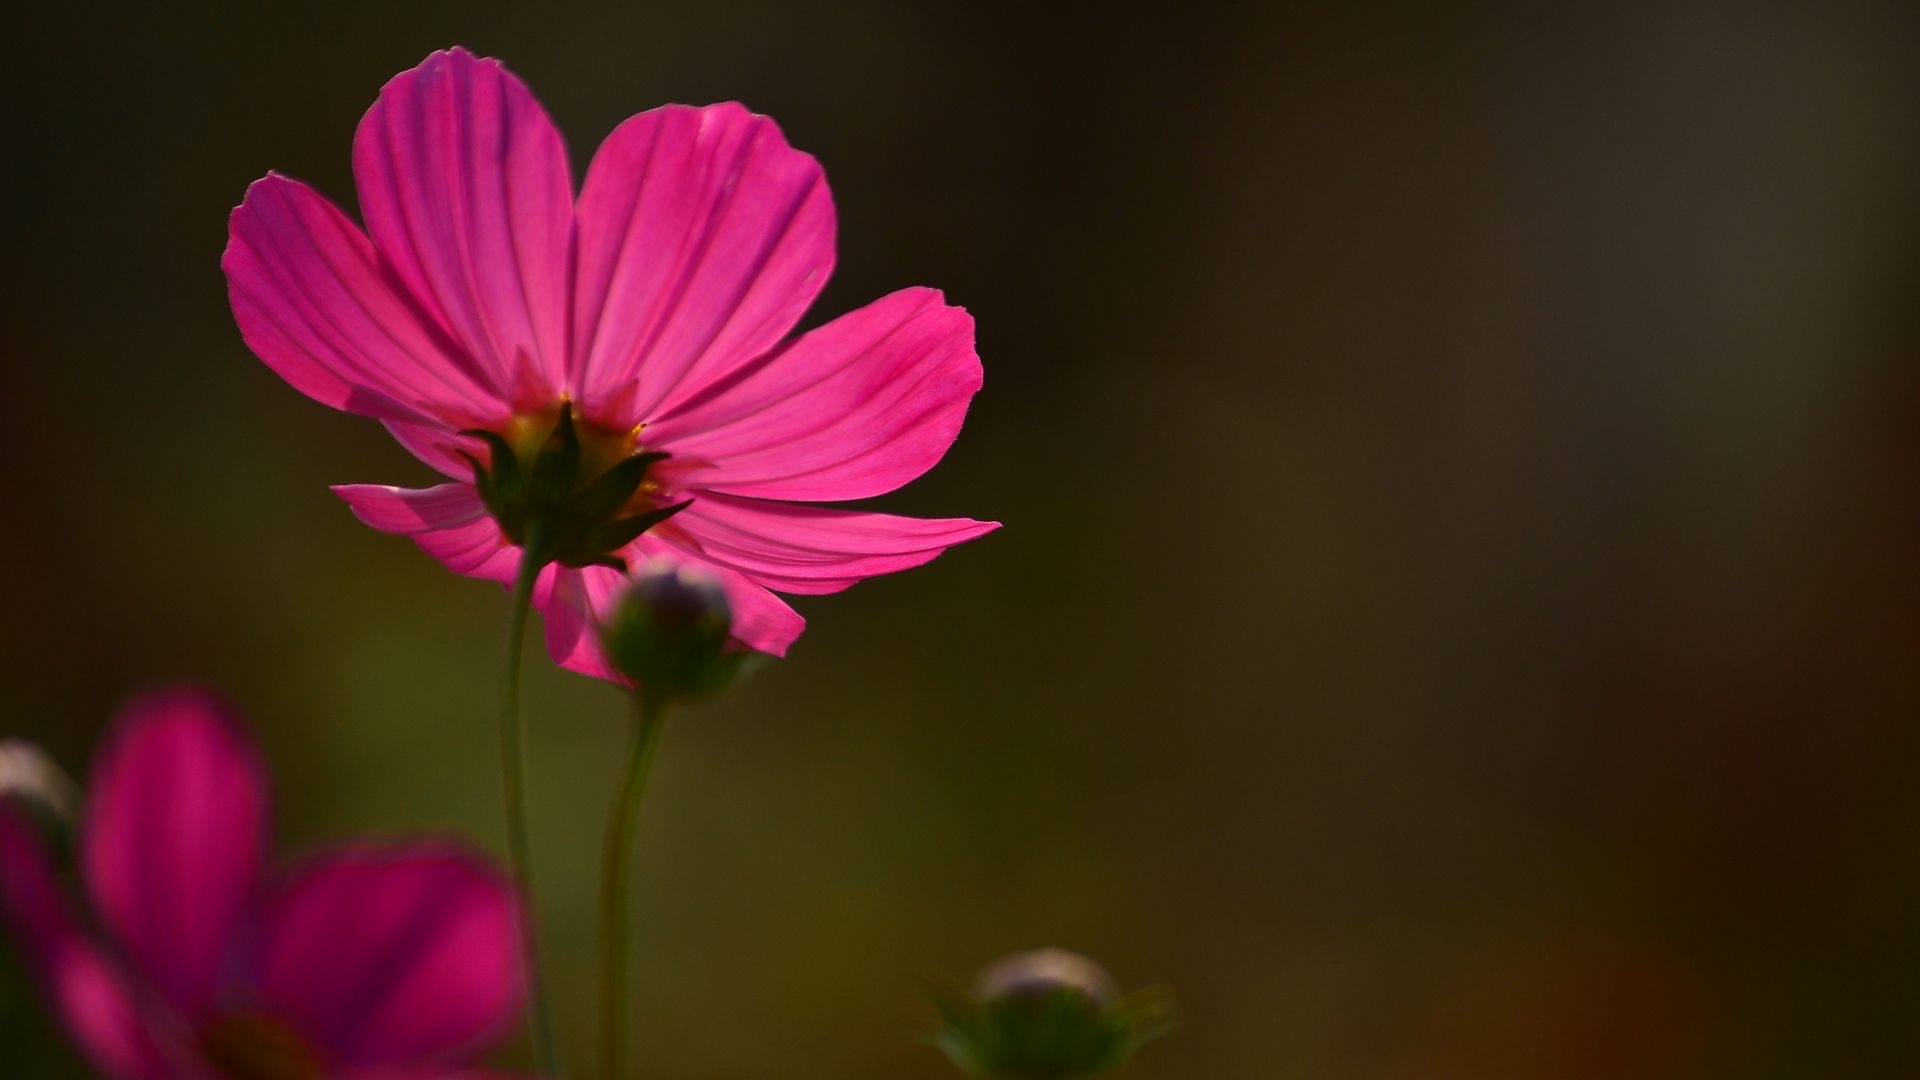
[200,1011,322,1080]
[462,401,690,571]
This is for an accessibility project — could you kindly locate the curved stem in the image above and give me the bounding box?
[600,690,669,1080]
[500,534,560,1075]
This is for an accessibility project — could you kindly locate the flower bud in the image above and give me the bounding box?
[0,740,81,853]
[600,567,742,698]
[977,948,1119,1007]
[933,948,1172,1079]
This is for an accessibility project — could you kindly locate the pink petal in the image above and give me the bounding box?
[225,173,507,426]
[571,103,834,422]
[536,564,628,682]
[673,493,999,594]
[411,517,521,584]
[0,808,183,1080]
[332,483,486,535]
[383,418,478,480]
[354,48,573,408]
[330,485,520,585]
[255,844,523,1068]
[646,288,982,501]
[82,689,268,1022]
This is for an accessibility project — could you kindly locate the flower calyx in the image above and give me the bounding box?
[932,949,1173,1079]
[461,402,689,571]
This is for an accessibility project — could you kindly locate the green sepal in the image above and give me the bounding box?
[1113,988,1176,1058]
[462,406,691,568]
[927,979,994,1077]
[568,553,631,572]
[584,499,693,554]
[457,450,494,504]
[984,987,1123,1077]
[929,979,1172,1079]
[571,451,672,523]
[528,400,582,506]
[459,428,522,506]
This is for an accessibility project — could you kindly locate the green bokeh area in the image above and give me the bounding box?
[5,2,1920,1077]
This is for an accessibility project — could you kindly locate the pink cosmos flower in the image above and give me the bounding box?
[223,48,997,680]
[0,688,526,1079]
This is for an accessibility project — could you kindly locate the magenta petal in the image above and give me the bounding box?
[333,482,519,582]
[410,517,520,584]
[648,288,982,501]
[255,844,523,1068]
[571,103,834,421]
[383,418,479,480]
[536,564,627,682]
[674,493,999,595]
[0,809,183,1080]
[332,484,517,584]
[224,174,506,425]
[333,483,487,535]
[82,689,268,1022]
[355,48,573,406]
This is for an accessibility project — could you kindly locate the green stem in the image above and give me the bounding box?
[600,689,669,1080]
[501,534,560,1076]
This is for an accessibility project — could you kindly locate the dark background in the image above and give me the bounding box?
[4,2,1919,1076]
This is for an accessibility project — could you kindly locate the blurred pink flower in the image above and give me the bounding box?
[0,689,526,1079]
[224,47,997,680]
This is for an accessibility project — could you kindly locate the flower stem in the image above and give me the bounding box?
[501,534,559,1076]
[600,689,669,1080]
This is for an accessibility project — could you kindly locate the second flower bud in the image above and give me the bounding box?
[600,567,744,699]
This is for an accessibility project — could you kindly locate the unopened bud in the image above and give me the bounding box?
[933,948,1172,1079]
[0,740,80,852]
[600,567,742,698]
[977,948,1119,1008]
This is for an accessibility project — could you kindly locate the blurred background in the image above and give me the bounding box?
[4,1,1918,1076]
